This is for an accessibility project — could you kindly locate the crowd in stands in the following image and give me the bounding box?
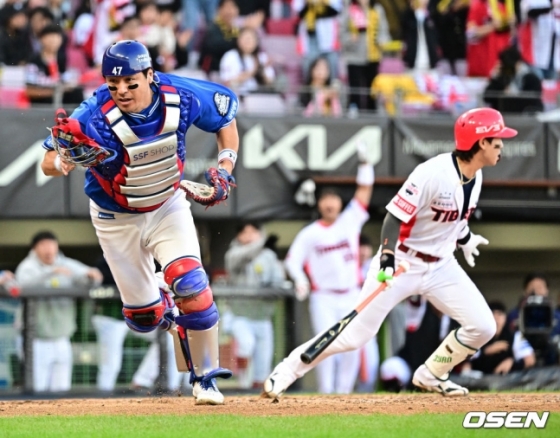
[0,0,559,113]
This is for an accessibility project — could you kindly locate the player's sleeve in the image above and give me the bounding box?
[42,95,97,151]
[284,229,312,285]
[338,198,370,231]
[386,166,432,223]
[177,77,239,133]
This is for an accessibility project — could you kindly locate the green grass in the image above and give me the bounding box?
[0,413,558,438]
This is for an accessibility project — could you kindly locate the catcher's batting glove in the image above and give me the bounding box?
[294,281,310,301]
[458,233,489,267]
[377,252,395,287]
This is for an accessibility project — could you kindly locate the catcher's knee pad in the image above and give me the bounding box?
[164,257,210,298]
[122,291,175,333]
[175,302,219,332]
[177,288,214,314]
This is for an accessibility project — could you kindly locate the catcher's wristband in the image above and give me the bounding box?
[217,148,237,168]
[457,231,471,246]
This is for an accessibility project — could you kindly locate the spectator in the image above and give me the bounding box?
[88,0,136,66]
[300,55,342,117]
[507,272,560,364]
[71,0,94,50]
[236,0,268,29]
[138,2,177,71]
[430,0,469,76]
[380,298,457,391]
[341,0,391,111]
[483,45,544,113]
[47,0,69,28]
[0,4,31,66]
[25,23,84,104]
[15,231,103,392]
[224,222,285,389]
[28,6,56,54]
[117,14,141,41]
[219,26,275,96]
[466,0,515,77]
[462,301,536,375]
[400,0,440,73]
[520,0,560,80]
[198,0,239,74]
[179,0,218,51]
[293,0,342,79]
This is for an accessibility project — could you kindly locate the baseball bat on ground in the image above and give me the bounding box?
[300,260,410,365]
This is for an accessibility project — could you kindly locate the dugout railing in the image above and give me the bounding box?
[0,284,298,396]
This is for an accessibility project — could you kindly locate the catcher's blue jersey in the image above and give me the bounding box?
[43,72,238,213]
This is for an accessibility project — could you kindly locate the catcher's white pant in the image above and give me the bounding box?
[33,337,72,392]
[231,317,274,384]
[90,191,200,306]
[92,315,189,391]
[281,250,496,382]
[309,289,360,394]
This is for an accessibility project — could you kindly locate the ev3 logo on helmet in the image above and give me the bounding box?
[475,123,502,134]
[112,67,122,75]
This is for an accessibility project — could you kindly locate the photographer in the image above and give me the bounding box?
[462,302,536,375]
[508,272,560,365]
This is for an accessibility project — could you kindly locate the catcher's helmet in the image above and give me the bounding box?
[101,40,152,77]
[454,108,517,151]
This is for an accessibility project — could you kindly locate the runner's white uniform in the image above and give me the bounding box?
[285,199,369,393]
[277,153,496,383]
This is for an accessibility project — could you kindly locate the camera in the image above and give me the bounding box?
[519,295,556,360]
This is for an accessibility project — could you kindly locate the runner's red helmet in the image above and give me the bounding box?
[454,108,517,151]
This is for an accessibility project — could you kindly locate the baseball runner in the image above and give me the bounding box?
[40,40,239,405]
[283,152,375,394]
[264,108,517,398]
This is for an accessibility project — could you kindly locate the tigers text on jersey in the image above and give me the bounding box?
[285,199,369,292]
[386,153,482,259]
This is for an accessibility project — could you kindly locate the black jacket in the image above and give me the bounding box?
[400,8,440,70]
[198,22,238,73]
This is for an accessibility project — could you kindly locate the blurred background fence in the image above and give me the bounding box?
[0,284,298,396]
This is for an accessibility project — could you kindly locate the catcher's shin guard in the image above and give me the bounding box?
[171,302,232,383]
[424,329,477,379]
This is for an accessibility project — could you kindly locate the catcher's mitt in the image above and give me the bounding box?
[179,167,236,207]
[49,109,110,167]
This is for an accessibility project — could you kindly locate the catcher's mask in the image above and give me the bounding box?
[49,109,110,167]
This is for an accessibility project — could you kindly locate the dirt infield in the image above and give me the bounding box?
[0,393,559,417]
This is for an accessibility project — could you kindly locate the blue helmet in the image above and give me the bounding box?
[101,40,152,77]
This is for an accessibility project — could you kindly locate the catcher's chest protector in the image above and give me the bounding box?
[87,81,193,211]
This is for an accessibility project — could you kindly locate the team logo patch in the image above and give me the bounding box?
[394,195,416,215]
[98,212,115,219]
[404,182,419,196]
[214,93,230,116]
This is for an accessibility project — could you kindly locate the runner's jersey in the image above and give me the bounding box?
[386,153,482,259]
